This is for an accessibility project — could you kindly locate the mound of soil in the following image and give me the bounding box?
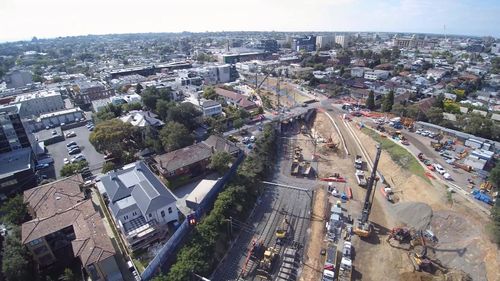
[392,202,433,230]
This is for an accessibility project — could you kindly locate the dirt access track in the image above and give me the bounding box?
[349,123,500,281]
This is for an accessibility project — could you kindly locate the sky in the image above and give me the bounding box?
[0,0,499,42]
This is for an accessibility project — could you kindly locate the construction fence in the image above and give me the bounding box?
[141,153,245,281]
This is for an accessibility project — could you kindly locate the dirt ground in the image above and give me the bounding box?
[351,125,500,281]
[300,186,328,281]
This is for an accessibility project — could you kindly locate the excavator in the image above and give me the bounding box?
[353,144,382,238]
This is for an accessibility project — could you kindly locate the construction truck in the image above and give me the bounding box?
[337,256,353,281]
[380,186,394,203]
[322,269,335,281]
[256,247,278,279]
[386,227,413,244]
[354,145,382,238]
[430,141,443,151]
[355,170,367,187]
[453,162,473,172]
[276,217,290,245]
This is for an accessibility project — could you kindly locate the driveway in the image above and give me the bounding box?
[45,125,105,178]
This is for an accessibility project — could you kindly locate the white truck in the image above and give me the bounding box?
[355,170,367,187]
[322,269,335,281]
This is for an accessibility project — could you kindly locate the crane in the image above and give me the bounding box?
[354,144,382,238]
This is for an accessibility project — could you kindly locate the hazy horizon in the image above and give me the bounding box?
[1,0,499,42]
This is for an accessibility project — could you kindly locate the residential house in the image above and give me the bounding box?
[97,161,178,251]
[199,100,222,117]
[120,110,164,128]
[214,87,258,111]
[22,175,123,281]
[364,70,390,81]
[154,135,240,180]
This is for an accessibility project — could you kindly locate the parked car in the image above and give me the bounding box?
[443,173,452,180]
[63,158,70,165]
[68,147,81,155]
[71,154,86,163]
[67,145,79,151]
[66,141,77,147]
[65,131,76,138]
[88,126,95,131]
[35,163,50,170]
[51,130,58,136]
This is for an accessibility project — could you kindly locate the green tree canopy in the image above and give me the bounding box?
[366,90,375,110]
[209,151,233,174]
[425,107,443,124]
[60,161,89,177]
[2,226,33,281]
[102,162,116,173]
[381,90,394,112]
[202,86,218,100]
[167,103,202,130]
[0,195,28,225]
[89,119,136,154]
[160,121,193,152]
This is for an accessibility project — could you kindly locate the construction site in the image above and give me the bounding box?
[211,73,499,281]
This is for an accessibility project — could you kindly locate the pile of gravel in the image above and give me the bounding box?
[392,202,433,230]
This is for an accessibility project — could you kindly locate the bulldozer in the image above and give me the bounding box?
[256,247,279,279]
[386,227,413,244]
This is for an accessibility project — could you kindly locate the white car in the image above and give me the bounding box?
[65,131,76,138]
[71,154,86,163]
[443,173,452,180]
[433,164,446,175]
[63,158,70,165]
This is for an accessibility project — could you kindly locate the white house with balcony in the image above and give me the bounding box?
[97,161,179,251]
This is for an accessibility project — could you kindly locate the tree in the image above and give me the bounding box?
[167,103,202,130]
[366,90,375,110]
[0,195,28,225]
[61,268,78,281]
[122,102,142,112]
[60,161,89,177]
[151,274,168,281]
[2,226,32,281]
[135,83,143,94]
[489,165,500,189]
[209,151,233,174]
[160,122,193,152]
[443,100,460,114]
[156,100,175,121]
[89,119,136,154]
[381,90,394,112]
[425,107,443,124]
[433,93,445,109]
[391,103,406,117]
[102,162,116,173]
[233,118,245,131]
[202,86,218,100]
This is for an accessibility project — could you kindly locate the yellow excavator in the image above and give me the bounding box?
[353,145,382,238]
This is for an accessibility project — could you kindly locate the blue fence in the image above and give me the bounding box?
[141,153,244,281]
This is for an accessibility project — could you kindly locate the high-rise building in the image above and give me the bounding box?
[335,35,350,48]
[292,35,316,52]
[316,35,335,50]
[0,105,32,154]
[392,34,425,49]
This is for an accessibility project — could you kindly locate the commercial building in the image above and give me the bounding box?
[22,175,123,281]
[37,108,85,128]
[292,35,316,52]
[97,161,179,251]
[0,148,36,195]
[199,64,233,85]
[335,35,350,48]
[316,35,335,50]
[392,34,425,49]
[9,90,64,118]
[4,69,33,89]
[72,81,113,106]
[0,105,34,153]
[220,52,271,64]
